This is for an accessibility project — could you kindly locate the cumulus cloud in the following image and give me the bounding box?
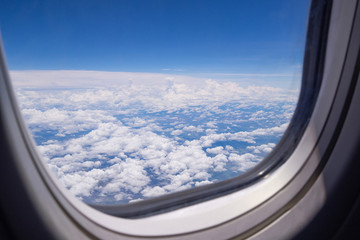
[183,125,203,132]
[206,146,227,155]
[247,143,277,154]
[13,70,298,204]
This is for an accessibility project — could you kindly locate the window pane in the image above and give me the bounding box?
[0,0,310,205]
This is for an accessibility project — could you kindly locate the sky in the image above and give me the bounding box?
[0,0,310,204]
[0,0,310,85]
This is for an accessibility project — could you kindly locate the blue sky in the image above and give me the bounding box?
[3,0,306,204]
[1,0,310,77]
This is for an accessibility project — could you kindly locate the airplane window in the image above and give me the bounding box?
[0,0,309,212]
[5,0,359,239]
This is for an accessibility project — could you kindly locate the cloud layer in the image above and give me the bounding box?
[13,71,298,204]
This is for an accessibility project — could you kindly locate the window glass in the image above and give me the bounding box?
[0,0,310,205]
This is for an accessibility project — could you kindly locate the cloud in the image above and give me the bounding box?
[197,123,288,148]
[141,186,168,198]
[34,118,289,202]
[21,108,116,135]
[206,146,227,155]
[247,143,276,154]
[228,153,259,172]
[209,73,300,77]
[14,73,298,116]
[183,125,203,132]
[10,70,207,89]
[171,129,183,136]
[13,70,298,204]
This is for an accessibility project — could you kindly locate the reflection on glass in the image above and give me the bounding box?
[1,0,310,204]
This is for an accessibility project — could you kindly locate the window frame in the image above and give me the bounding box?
[1,0,360,238]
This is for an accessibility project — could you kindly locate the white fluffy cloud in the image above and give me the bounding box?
[35,119,290,202]
[12,70,298,204]
[247,143,277,154]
